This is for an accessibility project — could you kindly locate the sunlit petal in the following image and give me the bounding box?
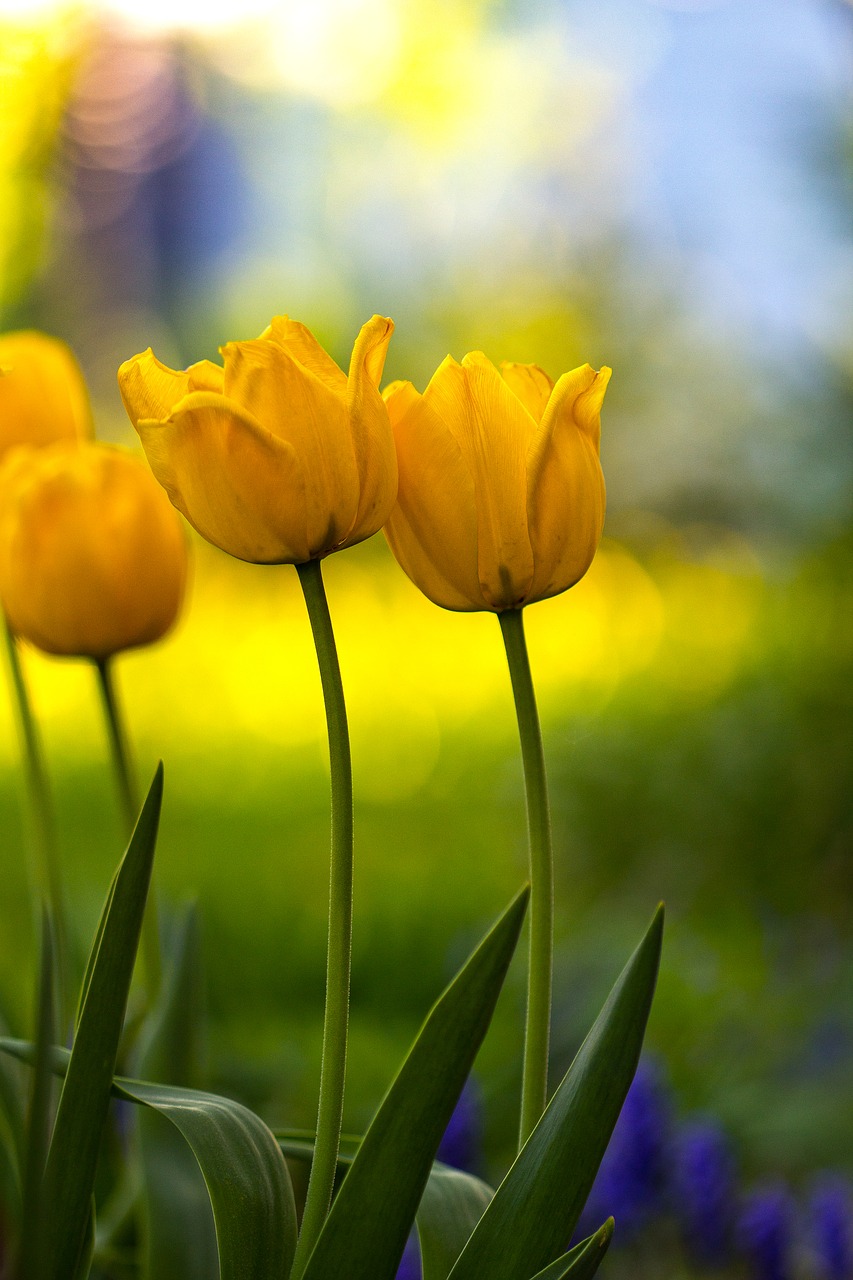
[346,314,397,544]
[500,361,554,424]
[118,348,193,429]
[137,391,311,564]
[261,316,347,394]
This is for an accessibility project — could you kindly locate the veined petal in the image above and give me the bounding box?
[573,365,611,450]
[500,362,554,423]
[525,367,607,603]
[261,316,347,394]
[424,352,534,609]
[384,382,484,611]
[118,349,193,429]
[527,364,598,494]
[187,359,224,394]
[346,315,397,544]
[136,392,311,564]
[222,338,358,556]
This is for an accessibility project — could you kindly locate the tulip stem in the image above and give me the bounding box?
[499,606,553,1150]
[2,618,71,1027]
[291,557,353,1278]
[94,657,161,996]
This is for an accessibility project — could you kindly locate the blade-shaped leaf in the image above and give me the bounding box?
[447,905,663,1280]
[114,1077,298,1280]
[416,1163,494,1280]
[301,886,529,1280]
[0,1038,299,1280]
[135,908,217,1280]
[528,1220,614,1280]
[38,764,163,1278]
[19,910,56,1280]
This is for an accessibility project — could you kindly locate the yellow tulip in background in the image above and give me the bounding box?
[383,353,609,611]
[0,330,92,459]
[118,314,396,565]
[0,440,187,659]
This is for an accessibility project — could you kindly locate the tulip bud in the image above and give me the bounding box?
[0,330,92,459]
[0,441,188,659]
[117,314,397,565]
[382,353,609,612]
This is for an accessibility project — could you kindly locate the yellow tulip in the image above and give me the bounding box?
[383,353,610,611]
[0,330,92,459]
[0,441,188,658]
[117,314,397,565]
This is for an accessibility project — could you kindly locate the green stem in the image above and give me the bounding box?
[499,607,554,1149]
[290,558,353,1280]
[94,657,161,996]
[3,619,70,1025]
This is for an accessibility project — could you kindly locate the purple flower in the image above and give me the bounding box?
[673,1117,737,1268]
[575,1056,673,1243]
[395,1232,421,1280]
[809,1175,853,1280]
[738,1183,797,1280]
[437,1076,482,1174]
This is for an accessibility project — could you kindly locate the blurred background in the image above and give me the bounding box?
[1,0,852,1273]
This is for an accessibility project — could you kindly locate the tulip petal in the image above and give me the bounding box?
[573,365,612,450]
[222,339,359,556]
[187,359,225,394]
[137,392,311,564]
[261,316,347,394]
[346,315,397,544]
[525,366,607,603]
[500,362,554,424]
[0,331,91,457]
[384,382,485,611]
[118,349,194,430]
[424,353,534,609]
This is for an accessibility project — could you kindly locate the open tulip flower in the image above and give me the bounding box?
[118,314,396,565]
[0,330,92,459]
[0,440,187,659]
[383,353,610,612]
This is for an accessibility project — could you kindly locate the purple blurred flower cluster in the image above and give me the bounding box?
[396,1061,853,1280]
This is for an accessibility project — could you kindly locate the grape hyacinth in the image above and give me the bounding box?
[576,1056,672,1243]
[673,1117,737,1269]
[738,1183,797,1280]
[809,1175,853,1280]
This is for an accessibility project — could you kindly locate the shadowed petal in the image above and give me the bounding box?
[137,392,311,564]
[500,362,554,424]
[384,381,484,610]
[346,315,397,544]
[525,366,607,603]
[222,338,358,556]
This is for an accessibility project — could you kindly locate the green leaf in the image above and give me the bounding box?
[113,1076,298,1280]
[301,886,529,1280]
[528,1220,614,1280]
[134,908,218,1280]
[447,905,664,1280]
[416,1164,494,1280]
[38,764,163,1279]
[0,1039,298,1280]
[19,911,57,1280]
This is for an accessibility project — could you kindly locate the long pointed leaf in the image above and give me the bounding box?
[528,1220,614,1280]
[114,1076,298,1280]
[38,765,163,1278]
[135,908,217,1280]
[416,1164,493,1280]
[448,905,664,1280]
[19,910,56,1280]
[301,886,529,1280]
